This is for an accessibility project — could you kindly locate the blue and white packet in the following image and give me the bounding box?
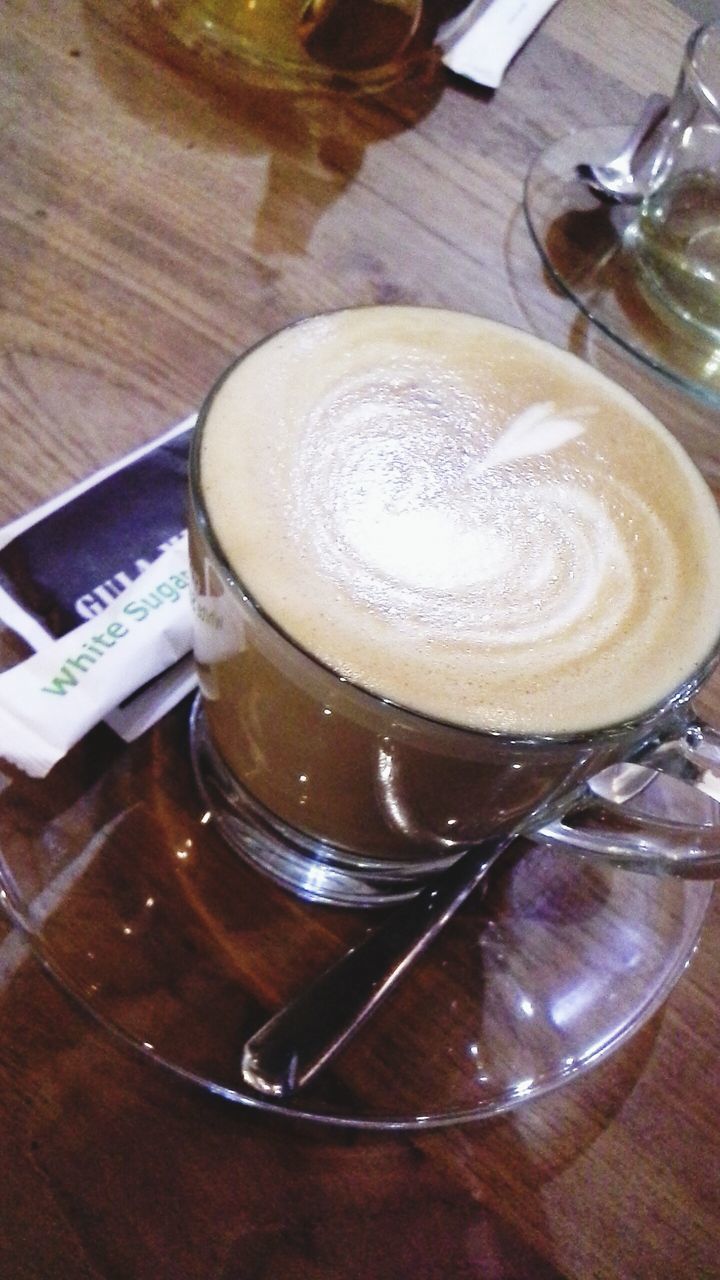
[0,418,197,775]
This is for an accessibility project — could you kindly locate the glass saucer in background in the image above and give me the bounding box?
[524,126,720,409]
[0,688,712,1130]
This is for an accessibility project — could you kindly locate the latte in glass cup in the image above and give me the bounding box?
[189,307,720,903]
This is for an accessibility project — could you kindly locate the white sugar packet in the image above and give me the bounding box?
[0,534,192,777]
[0,417,198,775]
[439,0,560,88]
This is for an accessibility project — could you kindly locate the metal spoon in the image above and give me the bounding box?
[242,834,511,1097]
[576,93,670,203]
[240,761,665,1098]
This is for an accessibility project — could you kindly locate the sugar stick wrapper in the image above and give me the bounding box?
[0,417,195,744]
[0,535,192,778]
[439,0,560,88]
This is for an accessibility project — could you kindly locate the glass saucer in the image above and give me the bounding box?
[524,126,720,409]
[0,696,712,1130]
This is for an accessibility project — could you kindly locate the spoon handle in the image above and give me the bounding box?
[608,92,670,169]
[241,836,510,1098]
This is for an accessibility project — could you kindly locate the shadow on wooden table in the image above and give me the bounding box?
[0,930,660,1280]
[81,0,445,259]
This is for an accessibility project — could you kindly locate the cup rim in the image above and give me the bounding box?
[686,20,720,117]
[189,305,720,751]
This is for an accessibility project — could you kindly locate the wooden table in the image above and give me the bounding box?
[1,1,719,1275]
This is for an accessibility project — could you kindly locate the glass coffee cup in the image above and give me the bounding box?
[189,306,720,907]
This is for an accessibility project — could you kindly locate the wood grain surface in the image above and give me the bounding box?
[1,1,719,1277]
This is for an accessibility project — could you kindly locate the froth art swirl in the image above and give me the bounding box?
[290,365,680,676]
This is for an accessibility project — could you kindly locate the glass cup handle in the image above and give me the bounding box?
[536,712,720,879]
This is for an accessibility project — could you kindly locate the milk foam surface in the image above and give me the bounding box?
[199,308,720,733]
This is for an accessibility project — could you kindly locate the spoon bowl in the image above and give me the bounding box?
[576,93,669,203]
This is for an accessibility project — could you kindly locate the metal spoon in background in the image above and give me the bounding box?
[576,93,670,203]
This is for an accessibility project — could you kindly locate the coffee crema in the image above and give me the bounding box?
[199,307,720,735]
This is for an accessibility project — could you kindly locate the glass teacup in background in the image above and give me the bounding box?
[628,20,720,340]
[188,307,720,908]
[142,0,433,93]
